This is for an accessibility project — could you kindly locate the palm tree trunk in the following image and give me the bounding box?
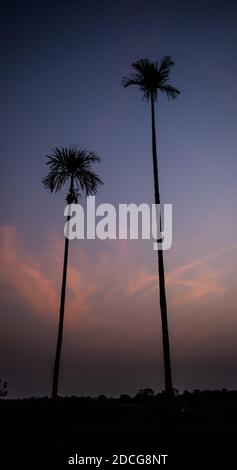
[51,234,69,403]
[51,178,73,425]
[150,94,174,442]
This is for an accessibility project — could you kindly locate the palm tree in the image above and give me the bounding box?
[122,57,180,434]
[42,146,103,421]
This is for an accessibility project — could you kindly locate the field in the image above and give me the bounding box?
[0,391,236,466]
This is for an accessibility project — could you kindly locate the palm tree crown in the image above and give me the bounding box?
[122,56,180,101]
[42,146,103,203]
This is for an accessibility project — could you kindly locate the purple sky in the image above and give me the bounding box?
[0,0,237,397]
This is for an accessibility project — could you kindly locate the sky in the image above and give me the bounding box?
[0,0,237,398]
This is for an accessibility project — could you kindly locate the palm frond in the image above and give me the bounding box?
[122,75,141,88]
[159,84,180,100]
[42,171,69,192]
[122,56,180,101]
[132,58,155,75]
[158,55,174,74]
[42,146,103,200]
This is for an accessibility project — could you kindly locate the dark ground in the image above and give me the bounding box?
[0,390,236,467]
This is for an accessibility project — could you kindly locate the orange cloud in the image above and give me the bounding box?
[1,225,235,336]
[0,226,58,315]
[166,245,237,308]
[0,227,157,331]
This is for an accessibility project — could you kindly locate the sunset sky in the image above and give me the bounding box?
[1,0,237,398]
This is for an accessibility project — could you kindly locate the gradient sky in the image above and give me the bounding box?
[1,0,237,398]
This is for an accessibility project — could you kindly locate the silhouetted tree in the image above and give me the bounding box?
[137,388,155,398]
[0,380,7,397]
[119,394,132,403]
[123,57,180,438]
[135,388,155,403]
[97,394,108,403]
[42,146,103,422]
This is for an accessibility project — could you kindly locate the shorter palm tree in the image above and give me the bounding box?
[42,146,103,421]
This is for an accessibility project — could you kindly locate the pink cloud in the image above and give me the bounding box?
[1,225,236,341]
[0,228,157,331]
[166,245,237,308]
[0,226,58,316]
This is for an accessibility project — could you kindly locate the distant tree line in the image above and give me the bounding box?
[0,380,7,397]
[2,388,236,404]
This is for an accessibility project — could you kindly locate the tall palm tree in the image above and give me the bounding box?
[122,57,180,431]
[42,146,103,419]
